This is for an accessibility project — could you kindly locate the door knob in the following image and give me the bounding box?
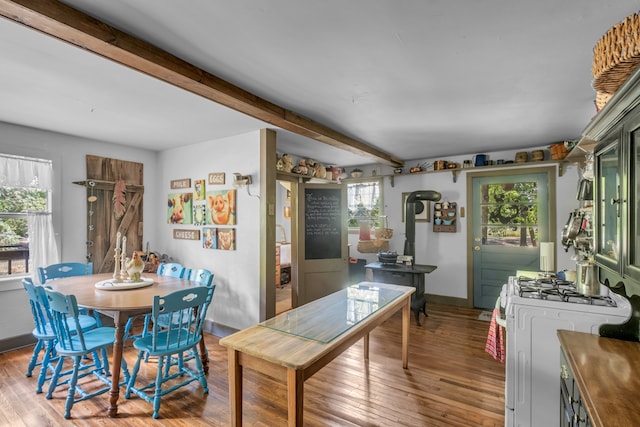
[474,246,480,251]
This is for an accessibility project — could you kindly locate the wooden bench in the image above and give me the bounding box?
[0,245,29,274]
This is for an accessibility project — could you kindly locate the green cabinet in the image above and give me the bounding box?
[579,65,640,295]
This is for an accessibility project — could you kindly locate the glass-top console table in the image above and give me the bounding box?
[261,284,403,343]
[219,281,414,426]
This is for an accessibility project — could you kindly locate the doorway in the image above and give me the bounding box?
[276,180,293,314]
[273,178,349,313]
[467,167,556,309]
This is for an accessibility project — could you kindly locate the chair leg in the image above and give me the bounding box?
[178,352,185,373]
[99,348,111,376]
[124,314,151,342]
[125,350,144,399]
[123,317,134,340]
[35,340,55,393]
[142,314,151,337]
[152,355,165,419]
[26,339,44,377]
[63,356,82,419]
[46,355,65,399]
[120,357,130,385]
[92,310,103,327]
[142,315,151,363]
[191,346,209,394]
[163,355,172,378]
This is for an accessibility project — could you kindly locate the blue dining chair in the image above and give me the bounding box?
[37,262,93,284]
[124,262,186,341]
[22,278,99,393]
[125,284,215,418]
[159,268,214,371]
[156,262,186,278]
[156,269,213,331]
[43,287,129,419]
[37,262,101,326]
[186,268,214,285]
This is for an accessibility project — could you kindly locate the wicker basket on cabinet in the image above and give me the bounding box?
[592,12,640,109]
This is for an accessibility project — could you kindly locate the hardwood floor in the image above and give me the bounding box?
[276,283,292,314]
[0,303,505,426]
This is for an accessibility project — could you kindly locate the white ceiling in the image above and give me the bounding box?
[0,1,637,167]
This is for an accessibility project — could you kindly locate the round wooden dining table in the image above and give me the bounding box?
[45,272,209,417]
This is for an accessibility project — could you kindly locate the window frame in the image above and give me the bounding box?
[0,154,52,278]
[346,176,384,231]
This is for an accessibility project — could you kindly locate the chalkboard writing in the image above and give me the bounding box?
[304,188,342,259]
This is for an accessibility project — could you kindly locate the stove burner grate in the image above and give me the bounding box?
[516,277,616,307]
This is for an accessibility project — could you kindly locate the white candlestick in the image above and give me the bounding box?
[540,242,554,273]
[122,236,127,254]
[116,232,121,252]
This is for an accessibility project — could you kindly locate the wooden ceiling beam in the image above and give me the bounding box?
[0,0,403,167]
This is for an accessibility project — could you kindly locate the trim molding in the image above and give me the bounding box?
[0,333,35,354]
[427,293,471,308]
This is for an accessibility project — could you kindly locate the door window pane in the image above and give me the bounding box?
[480,182,539,247]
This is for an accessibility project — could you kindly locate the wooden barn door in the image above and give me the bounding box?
[74,155,144,273]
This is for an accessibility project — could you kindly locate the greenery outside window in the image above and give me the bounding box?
[347,177,383,228]
[0,154,51,276]
[480,181,539,247]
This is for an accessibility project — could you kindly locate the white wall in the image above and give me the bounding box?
[346,147,580,301]
[0,121,159,340]
[157,131,262,330]
[0,121,582,340]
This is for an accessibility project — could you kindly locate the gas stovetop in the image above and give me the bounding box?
[516,277,617,307]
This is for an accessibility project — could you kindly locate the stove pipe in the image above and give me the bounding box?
[403,190,442,260]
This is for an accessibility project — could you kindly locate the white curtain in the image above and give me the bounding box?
[1,154,57,276]
[0,154,52,190]
[27,212,60,275]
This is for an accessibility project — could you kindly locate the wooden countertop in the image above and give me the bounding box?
[557,330,640,427]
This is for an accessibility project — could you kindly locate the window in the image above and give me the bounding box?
[480,181,539,247]
[347,177,383,228]
[0,154,52,276]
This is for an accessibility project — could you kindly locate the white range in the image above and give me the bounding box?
[503,276,631,427]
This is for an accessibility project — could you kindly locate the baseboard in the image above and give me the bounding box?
[203,320,238,338]
[0,333,35,354]
[426,293,472,308]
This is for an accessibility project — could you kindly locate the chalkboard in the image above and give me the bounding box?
[304,188,342,259]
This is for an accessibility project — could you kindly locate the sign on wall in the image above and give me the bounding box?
[208,172,225,185]
[173,229,201,240]
[170,178,191,189]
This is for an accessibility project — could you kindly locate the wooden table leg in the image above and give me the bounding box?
[287,368,304,427]
[227,348,242,426]
[108,312,126,417]
[402,298,410,369]
[199,337,209,374]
